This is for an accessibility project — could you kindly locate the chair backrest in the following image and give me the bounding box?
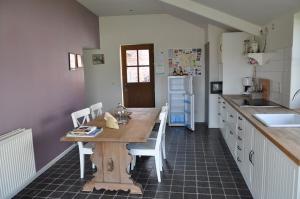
[90,102,103,119]
[155,111,167,151]
[71,108,91,128]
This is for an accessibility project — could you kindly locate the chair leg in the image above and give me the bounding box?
[160,151,163,171]
[162,136,166,159]
[131,155,136,171]
[79,153,85,179]
[155,155,161,182]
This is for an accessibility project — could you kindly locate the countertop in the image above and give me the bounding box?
[223,95,300,166]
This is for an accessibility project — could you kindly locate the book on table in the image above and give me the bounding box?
[67,126,103,137]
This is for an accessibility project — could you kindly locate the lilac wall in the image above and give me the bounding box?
[0,0,99,170]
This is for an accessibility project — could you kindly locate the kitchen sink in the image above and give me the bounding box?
[253,114,300,127]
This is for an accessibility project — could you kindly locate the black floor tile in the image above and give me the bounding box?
[14,124,253,199]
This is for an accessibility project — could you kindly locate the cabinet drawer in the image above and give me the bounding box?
[237,114,245,131]
[227,106,237,130]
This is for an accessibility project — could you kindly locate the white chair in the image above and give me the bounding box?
[128,111,167,182]
[71,108,95,179]
[90,102,103,120]
[149,103,169,160]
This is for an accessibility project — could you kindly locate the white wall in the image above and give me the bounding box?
[290,12,300,108]
[222,32,253,95]
[255,12,294,107]
[206,25,225,128]
[84,14,206,122]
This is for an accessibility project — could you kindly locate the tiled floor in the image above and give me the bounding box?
[14,124,253,199]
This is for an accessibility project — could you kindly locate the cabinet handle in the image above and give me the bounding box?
[238,136,242,141]
[229,131,233,135]
[237,146,242,151]
[229,114,233,118]
[222,120,225,123]
[238,126,243,131]
[222,102,226,104]
[218,113,221,116]
[218,102,221,104]
[238,116,243,121]
[237,157,242,162]
[249,150,254,165]
[222,106,226,109]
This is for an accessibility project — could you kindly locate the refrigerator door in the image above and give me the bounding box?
[184,94,195,131]
[169,93,185,125]
[184,76,193,94]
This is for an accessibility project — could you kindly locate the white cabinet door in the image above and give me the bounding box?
[263,139,298,199]
[251,129,266,199]
[242,120,253,189]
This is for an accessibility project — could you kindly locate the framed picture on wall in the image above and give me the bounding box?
[68,53,76,70]
[92,54,105,65]
[76,54,83,68]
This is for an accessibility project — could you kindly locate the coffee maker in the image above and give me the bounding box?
[242,77,253,95]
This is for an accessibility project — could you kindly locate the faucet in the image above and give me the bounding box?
[292,89,300,101]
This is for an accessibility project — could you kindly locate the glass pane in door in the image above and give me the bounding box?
[138,50,149,65]
[126,50,137,66]
[139,67,150,82]
[127,67,138,83]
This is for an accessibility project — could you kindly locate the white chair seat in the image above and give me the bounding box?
[84,142,94,149]
[128,139,156,151]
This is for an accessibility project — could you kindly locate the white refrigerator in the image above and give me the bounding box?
[168,76,195,131]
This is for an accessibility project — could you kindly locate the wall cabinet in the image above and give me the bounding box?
[219,96,300,199]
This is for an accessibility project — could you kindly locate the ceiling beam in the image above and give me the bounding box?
[160,0,261,35]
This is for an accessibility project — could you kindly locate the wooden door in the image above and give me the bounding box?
[121,44,155,107]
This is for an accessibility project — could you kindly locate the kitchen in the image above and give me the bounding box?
[1,0,300,199]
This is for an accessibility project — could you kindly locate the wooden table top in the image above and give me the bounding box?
[223,95,300,165]
[61,108,160,143]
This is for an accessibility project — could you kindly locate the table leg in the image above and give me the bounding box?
[82,142,142,194]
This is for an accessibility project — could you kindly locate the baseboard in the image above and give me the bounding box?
[35,144,76,176]
[10,144,76,199]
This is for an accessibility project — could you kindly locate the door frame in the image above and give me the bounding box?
[120,43,155,107]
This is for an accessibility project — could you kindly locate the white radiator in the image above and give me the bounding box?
[0,129,36,199]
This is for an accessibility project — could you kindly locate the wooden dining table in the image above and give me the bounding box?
[61,108,160,194]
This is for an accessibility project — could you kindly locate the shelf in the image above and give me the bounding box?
[247,53,274,66]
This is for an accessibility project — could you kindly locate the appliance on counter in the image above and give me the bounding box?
[210,81,223,94]
[168,76,194,131]
[232,98,279,107]
[242,77,253,95]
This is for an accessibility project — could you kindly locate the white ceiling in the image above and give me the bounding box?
[77,0,164,16]
[77,0,300,27]
[192,0,300,25]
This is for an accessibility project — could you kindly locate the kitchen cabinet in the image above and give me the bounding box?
[236,113,245,172]
[219,96,300,199]
[263,139,298,199]
[250,129,266,199]
[242,120,254,189]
